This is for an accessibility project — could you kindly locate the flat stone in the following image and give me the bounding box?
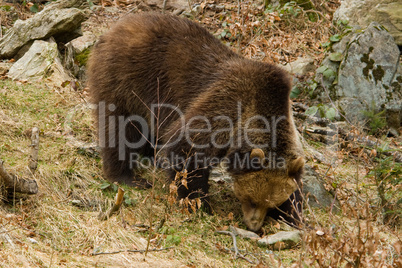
[282,56,315,75]
[229,226,260,239]
[258,230,302,250]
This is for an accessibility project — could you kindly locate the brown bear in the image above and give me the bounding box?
[87,12,304,231]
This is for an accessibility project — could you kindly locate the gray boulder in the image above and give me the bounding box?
[317,22,401,128]
[334,0,402,46]
[303,166,340,213]
[282,56,315,76]
[8,38,73,84]
[0,0,87,59]
[66,31,96,55]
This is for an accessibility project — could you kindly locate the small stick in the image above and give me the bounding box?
[0,160,38,194]
[292,102,309,111]
[215,230,254,263]
[98,187,125,220]
[92,247,173,256]
[29,127,39,174]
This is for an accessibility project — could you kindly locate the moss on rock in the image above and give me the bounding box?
[75,47,91,66]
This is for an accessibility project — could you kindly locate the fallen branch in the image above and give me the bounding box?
[28,127,39,173]
[304,125,402,163]
[98,186,125,220]
[294,111,334,127]
[339,130,402,162]
[215,230,254,263]
[292,102,309,111]
[92,247,173,256]
[0,160,38,194]
[295,111,402,163]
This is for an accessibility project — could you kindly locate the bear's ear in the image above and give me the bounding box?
[287,156,304,177]
[250,148,265,160]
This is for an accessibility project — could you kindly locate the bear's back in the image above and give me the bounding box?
[88,13,240,117]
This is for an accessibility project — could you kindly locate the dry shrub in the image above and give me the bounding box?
[197,0,340,65]
[301,218,401,267]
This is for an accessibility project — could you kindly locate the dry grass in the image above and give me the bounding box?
[0,65,400,268]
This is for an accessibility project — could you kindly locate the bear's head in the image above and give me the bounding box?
[232,148,304,232]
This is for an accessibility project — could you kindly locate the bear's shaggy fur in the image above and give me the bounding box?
[88,12,304,231]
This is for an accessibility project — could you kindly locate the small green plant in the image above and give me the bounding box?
[316,65,337,82]
[369,151,402,225]
[281,1,302,17]
[361,109,387,134]
[75,48,91,66]
[0,5,12,11]
[290,86,301,99]
[21,0,39,13]
[160,226,182,246]
[99,181,119,192]
[290,80,317,99]
[305,104,337,120]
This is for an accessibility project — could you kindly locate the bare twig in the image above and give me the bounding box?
[0,227,15,248]
[215,230,254,263]
[92,247,173,256]
[0,160,38,194]
[28,127,39,174]
[98,186,125,220]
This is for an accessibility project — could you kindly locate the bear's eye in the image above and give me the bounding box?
[250,201,257,209]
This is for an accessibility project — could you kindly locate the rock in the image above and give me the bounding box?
[143,0,189,12]
[67,31,96,54]
[8,39,73,85]
[317,22,401,127]
[337,22,401,123]
[0,0,88,59]
[27,238,38,244]
[303,166,340,213]
[282,56,315,75]
[334,0,402,46]
[257,230,302,249]
[229,226,260,239]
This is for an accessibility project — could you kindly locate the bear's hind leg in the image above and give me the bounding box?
[100,116,153,188]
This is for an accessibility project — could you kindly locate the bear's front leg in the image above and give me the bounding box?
[267,188,303,227]
[168,158,212,213]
